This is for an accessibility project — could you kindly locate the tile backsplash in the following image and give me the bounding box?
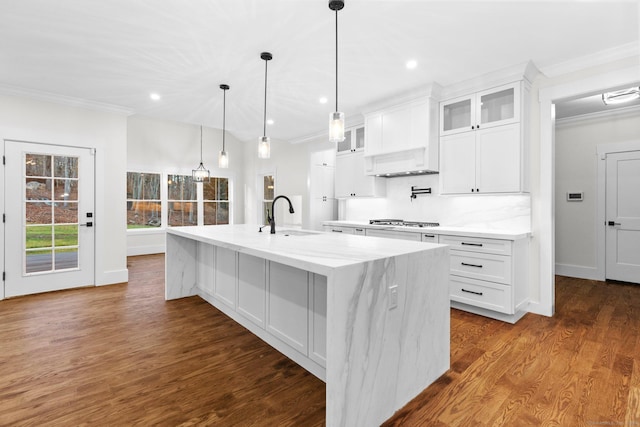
[340,174,530,230]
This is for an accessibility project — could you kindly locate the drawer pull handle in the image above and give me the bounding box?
[461,242,483,247]
[462,288,483,296]
[332,229,343,233]
[355,228,363,232]
[423,234,435,238]
[461,262,483,268]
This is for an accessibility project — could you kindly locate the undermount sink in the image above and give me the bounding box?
[278,229,318,236]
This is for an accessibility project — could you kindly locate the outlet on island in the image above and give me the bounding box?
[389,284,398,310]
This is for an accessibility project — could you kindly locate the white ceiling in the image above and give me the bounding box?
[0,0,638,142]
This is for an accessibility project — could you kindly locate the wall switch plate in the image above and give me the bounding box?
[389,285,398,310]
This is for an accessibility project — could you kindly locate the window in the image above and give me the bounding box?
[167,174,197,227]
[261,174,274,225]
[127,172,161,229]
[203,177,230,225]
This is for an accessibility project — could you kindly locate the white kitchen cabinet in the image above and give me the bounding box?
[365,228,421,241]
[441,234,529,323]
[237,253,266,328]
[308,274,327,366]
[337,125,365,154]
[421,232,438,243]
[214,246,236,309]
[309,150,337,230]
[440,123,521,194]
[440,82,520,137]
[439,79,530,194]
[364,91,439,176]
[267,262,309,355]
[335,151,385,198]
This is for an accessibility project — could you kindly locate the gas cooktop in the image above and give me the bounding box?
[369,219,440,227]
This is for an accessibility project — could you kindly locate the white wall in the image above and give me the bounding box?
[0,94,129,292]
[126,115,245,255]
[555,108,640,279]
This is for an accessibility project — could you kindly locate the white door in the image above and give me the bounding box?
[606,150,640,284]
[4,141,95,297]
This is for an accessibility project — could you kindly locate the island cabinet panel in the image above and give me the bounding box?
[196,242,215,296]
[309,274,327,366]
[214,247,236,309]
[267,262,309,355]
[237,253,266,328]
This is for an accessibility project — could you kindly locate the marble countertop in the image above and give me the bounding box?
[323,220,531,240]
[167,224,444,276]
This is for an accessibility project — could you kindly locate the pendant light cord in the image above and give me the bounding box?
[200,125,203,163]
[335,8,339,112]
[222,89,226,151]
[263,58,268,137]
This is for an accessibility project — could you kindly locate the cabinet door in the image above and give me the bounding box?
[476,123,521,193]
[324,225,355,234]
[214,246,236,308]
[237,253,266,328]
[365,228,421,241]
[267,262,309,355]
[309,274,327,367]
[476,82,520,130]
[336,128,352,153]
[310,163,334,199]
[310,198,336,230]
[335,154,353,198]
[440,95,474,136]
[440,132,476,194]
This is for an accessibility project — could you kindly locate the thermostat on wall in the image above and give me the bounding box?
[567,192,584,201]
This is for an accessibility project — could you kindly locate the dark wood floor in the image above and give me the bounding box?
[1,254,639,426]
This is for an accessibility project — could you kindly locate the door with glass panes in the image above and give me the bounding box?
[4,141,95,297]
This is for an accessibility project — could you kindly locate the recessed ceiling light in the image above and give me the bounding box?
[319,97,328,104]
[406,60,417,70]
[150,93,161,101]
[267,119,274,125]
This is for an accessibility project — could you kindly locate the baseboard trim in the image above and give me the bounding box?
[555,263,601,281]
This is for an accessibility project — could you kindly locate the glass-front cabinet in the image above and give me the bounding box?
[336,125,365,154]
[440,82,520,136]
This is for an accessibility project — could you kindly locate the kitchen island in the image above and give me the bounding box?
[165,224,449,427]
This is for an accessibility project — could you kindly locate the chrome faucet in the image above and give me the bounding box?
[269,195,295,234]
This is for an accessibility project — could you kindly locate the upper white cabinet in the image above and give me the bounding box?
[335,125,385,198]
[363,86,440,176]
[335,150,385,198]
[439,67,535,195]
[337,125,365,154]
[440,82,520,137]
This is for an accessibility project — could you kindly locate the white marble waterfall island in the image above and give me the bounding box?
[165,224,450,427]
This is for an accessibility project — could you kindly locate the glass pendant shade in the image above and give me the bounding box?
[258,136,271,159]
[329,111,345,143]
[192,162,210,182]
[218,150,229,169]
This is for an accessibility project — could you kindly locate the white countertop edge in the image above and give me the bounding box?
[167,224,447,275]
[323,220,531,240]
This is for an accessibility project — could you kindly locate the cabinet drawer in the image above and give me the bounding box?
[440,235,511,255]
[450,251,511,285]
[450,276,513,314]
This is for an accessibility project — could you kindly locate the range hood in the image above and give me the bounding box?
[363,84,440,177]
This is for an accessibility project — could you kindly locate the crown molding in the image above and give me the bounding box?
[555,103,640,128]
[0,83,134,115]
[540,41,640,79]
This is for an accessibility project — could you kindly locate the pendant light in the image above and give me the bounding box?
[218,84,230,168]
[328,0,345,143]
[258,52,273,159]
[192,125,210,182]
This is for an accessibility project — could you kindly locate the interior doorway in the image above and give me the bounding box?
[3,140,95,297]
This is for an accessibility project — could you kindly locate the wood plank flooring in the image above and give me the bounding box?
[1,254,639,426]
